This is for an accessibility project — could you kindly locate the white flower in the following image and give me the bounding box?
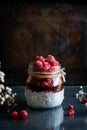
[0,101,4,105]
[76,93,79,98]
[6,87,12,92]
[0,71,5,83]
[0,88,2,93]
[1,97,5,102]
[5,94,10,99]
[0,71,5,76]
[0,84,5,90]
[80,86,83,89]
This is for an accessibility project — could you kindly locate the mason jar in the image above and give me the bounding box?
[25,63,66,109]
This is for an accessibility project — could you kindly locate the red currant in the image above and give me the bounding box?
[11,111,18,119]
[19,110,28,119]
[68,109,75,116]
[68,104,74,109]
[82,98,87,104]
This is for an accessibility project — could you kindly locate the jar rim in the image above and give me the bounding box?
[27,63,66,81]
[28,63,61,73]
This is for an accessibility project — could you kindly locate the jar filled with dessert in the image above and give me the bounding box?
[25,55,66,109]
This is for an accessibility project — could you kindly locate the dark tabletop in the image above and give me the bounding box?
[0,85,87,130]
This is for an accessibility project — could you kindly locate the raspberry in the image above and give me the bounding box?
[33,55,59,71]
[35,56,45,63]
[11,111,18,119]
[47,55,56,62]
[43,62,51,71]
[41,81,49,87]
[33,60,43,69]
[19,110,28,119]
[50,60,59,66]
[46,55,59,66]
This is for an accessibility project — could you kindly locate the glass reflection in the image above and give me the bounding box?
[28,105,64,130]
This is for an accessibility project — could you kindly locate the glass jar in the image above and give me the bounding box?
[25,63,66,109]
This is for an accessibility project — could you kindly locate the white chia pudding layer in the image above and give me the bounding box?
[25,87,64,108]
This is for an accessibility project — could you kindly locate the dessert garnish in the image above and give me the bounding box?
[28,55,66,82]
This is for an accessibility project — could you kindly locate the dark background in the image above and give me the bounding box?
[0,1,87,85]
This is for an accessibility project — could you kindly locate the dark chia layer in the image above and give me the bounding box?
[26,83,63,92]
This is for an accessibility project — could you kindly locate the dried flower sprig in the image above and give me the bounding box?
[75,86,87,102]
[0,85,17,106]
[0,71,5,83]
[0,62,17,108]
[75,85,87,108]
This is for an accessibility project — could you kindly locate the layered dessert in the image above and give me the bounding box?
[25,55,66,108]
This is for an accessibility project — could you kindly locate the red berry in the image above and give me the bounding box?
[35,56,45,63]
[68,104,74,109]
[48,66,58,72]
[19,110,28,119]
[11,111,18,119]
[82,98,87,104]
[47,78,53,86]
[41,81,49,87]
[43,62,51,71]
[33,60,43,69]
[47,55,56,62]
[46,55,59,66]
[68,109,75,116]
[50,60,59,66]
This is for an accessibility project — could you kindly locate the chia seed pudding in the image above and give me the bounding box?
[25,55,66,108]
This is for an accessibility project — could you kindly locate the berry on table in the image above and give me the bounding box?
[68,104,74,109]
[67,104,75,116]
[11,111,18,119]
[68,109,75,116]
[82,98,87,104]
[19,110,28,119]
